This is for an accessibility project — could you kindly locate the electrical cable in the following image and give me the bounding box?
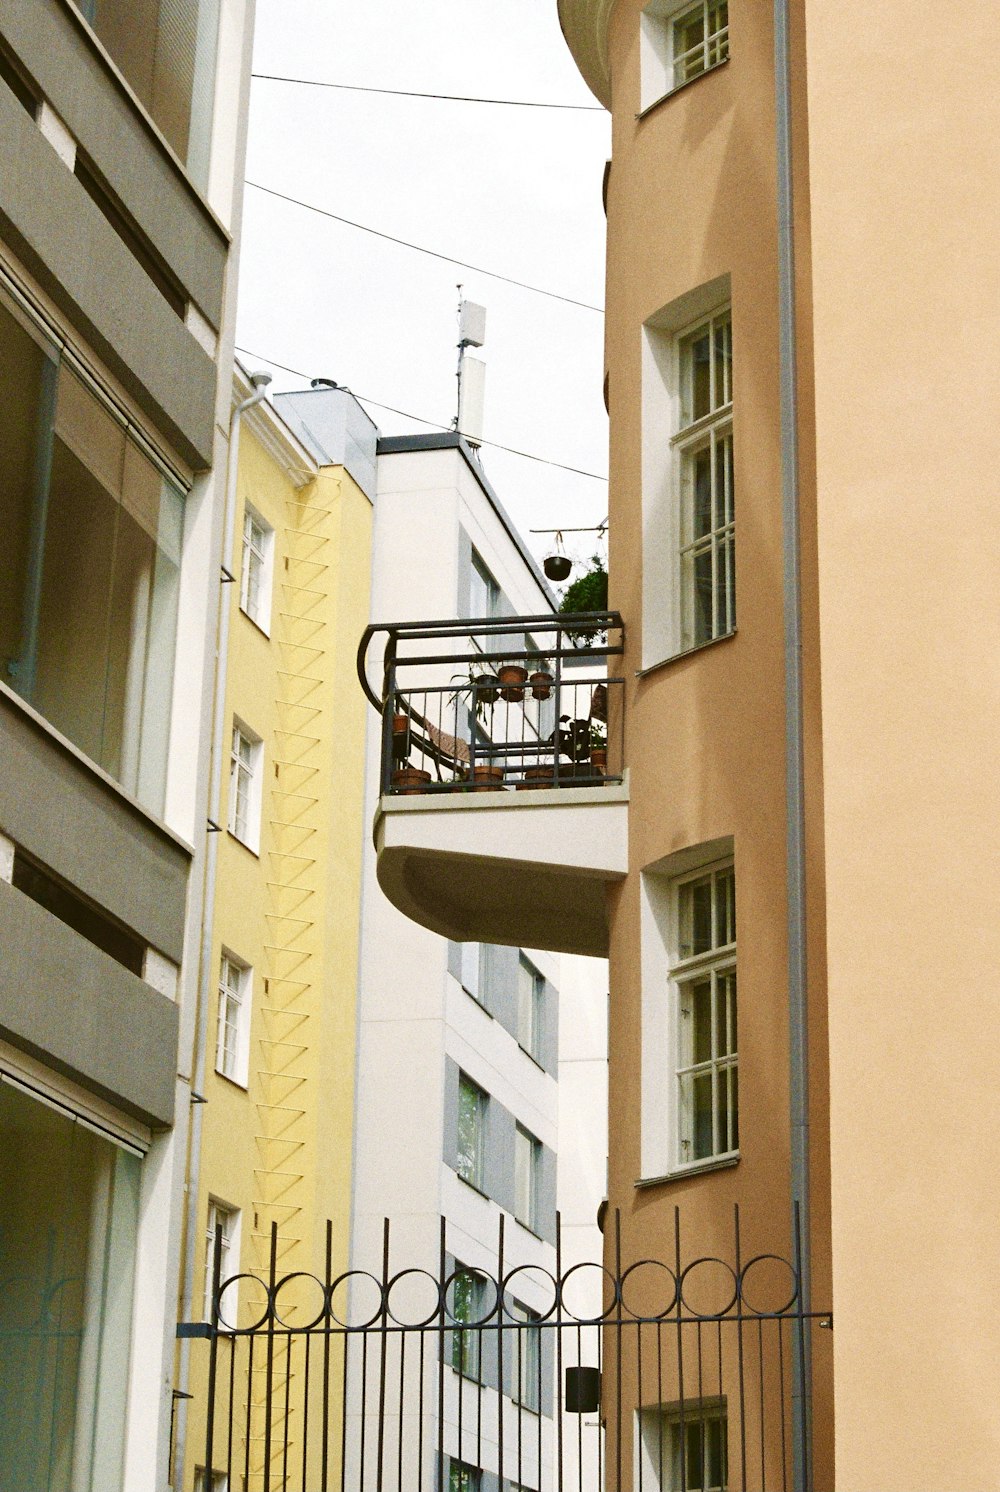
[250,73,605,111]
[244,181,604,313]
[234,346,609,482]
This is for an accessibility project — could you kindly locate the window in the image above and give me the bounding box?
[514,1125,540,1232]
[194,1471,229,1492]
[216,953,251,1085]
[640,0,728,108]
[673,863,737,1165]
[517,955,544,1061]
[228,721,263,850]
[0,293,184,816]
[0,1080,141,1490]
[72,0,222,186]
[449,1461,482,1492]
[450,1268,486,1380]
[509,1299,541,1412]
[457,1074,487,1190]
[240,504,273,631]
[204,1200,240,1320]
[676,309,734,650]
[459,942,486,1005]
[639,1403,728,1491]
[469,551,500,619]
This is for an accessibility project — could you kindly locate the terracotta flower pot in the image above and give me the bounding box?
[590,747,607,775]
[391,766,431,795]
[529,671,553,700]
[498,664,528,702]
[470,765,505,792]
[517,765,555,791]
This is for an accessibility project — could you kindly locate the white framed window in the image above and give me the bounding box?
[216,952,251,1086]
[449,1460,482,1492]
[228,720,263,851]
[641,278,733,669]
[640,0,729,110]
[675,309,734,650]
[672,862,737,1166]
[638,1401,728,1492]
[204,1199,241,1321]
[194,1470,229,1492]
[509,1298,541,1412]
[457,1073,487,1190]
[514,1124,540,1232]
[450,1267,486,1380]
[240,503,274,632]
[517,954,544,1062]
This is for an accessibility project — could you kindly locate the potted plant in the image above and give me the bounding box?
[528,659,553,699]
[558,556,608,647]
[451,666,498,721]
[498,662,528,701]
[589,720,608,775]
[391,766,432,794]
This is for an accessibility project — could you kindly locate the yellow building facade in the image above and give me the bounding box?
[177,372,375,1491]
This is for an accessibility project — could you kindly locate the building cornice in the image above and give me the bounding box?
[557,0,614,108]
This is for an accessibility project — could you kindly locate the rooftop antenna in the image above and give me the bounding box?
[453,286,486,447]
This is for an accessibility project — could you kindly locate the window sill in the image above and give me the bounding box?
[517,1042,547,1074]
[636,57,730,121]
[238,605,272,641]
[226,829,260,859]
[637,628,737,680]
[463,987,494,1018]
[455,1172,490,1202]
[635,1153,739,1189]
[214,1068,250,1094]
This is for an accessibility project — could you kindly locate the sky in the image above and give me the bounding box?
[234,0,612,569]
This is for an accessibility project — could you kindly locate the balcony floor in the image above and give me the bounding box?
[374,778,628,957]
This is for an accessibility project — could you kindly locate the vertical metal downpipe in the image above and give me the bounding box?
[772,0,812,1487]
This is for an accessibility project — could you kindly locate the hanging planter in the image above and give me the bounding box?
[529,668,553,700]
[498,663,528,702]
[543,529,572,582]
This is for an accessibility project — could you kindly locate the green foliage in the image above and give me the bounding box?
[558,556,608,645]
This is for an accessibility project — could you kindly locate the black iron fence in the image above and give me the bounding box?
[178,1206,828,1492]
[356,613,625,796]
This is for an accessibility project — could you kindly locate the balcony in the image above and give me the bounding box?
[357,613,628,956]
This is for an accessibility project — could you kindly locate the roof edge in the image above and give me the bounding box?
[557,0,614,108]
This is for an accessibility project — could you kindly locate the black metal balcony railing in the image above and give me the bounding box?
[356,613,624,797]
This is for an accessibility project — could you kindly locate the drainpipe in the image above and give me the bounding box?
[773,0,812,1486]
[174,368,272,1478]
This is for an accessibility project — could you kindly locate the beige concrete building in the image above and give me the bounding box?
[366,1,1000,1488]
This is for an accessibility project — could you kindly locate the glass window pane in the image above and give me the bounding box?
[686,330,712,422]
[691,1072,713,1159]
[457,1077,483,1187]
[691,978,712,1064]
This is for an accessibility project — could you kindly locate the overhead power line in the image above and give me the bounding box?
[251,73,605,111]
[244,181,605,314]
[234,346,609,482]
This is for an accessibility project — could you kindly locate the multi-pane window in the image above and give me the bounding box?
[517,955,544,1061]
[450,1268,486,1380]
[457,1074,487,1190]
[216,954,250,1084]
[671,0,729,87]
[675,309,734,650]
[509,1299,541,1412]
[671,1411,728,1492]
[240,506,273,629]
[673,864,737,1165]
[514,1125,540,1232]
[204,1200,239,1320]
[229,722,262,849]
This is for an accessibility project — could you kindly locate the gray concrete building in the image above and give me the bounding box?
[0,2,256,1487]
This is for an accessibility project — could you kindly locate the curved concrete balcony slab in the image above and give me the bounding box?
[374,778,628,957]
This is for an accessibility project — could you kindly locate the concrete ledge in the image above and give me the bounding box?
[0,879,179,1128]
[375,782,628,957]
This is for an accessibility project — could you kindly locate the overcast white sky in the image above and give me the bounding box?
[235,0,612,566]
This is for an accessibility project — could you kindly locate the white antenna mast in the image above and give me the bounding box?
[453,286,487,447]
